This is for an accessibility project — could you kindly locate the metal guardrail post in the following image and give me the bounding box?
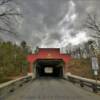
[92,84,98,93]
[80,80,84,87]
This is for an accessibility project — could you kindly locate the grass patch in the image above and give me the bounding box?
[67,58,100,80]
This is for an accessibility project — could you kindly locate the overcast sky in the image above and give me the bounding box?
[1,0,100,49]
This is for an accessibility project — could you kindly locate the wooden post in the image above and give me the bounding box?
[28,62,33,76]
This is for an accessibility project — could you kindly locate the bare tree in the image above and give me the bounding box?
[84,13,100,39]
[0,0,22,35]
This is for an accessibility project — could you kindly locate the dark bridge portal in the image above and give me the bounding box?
[36,59,64,78]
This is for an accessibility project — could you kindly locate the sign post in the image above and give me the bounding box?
[91,57,99,71]
[91,57,99,85]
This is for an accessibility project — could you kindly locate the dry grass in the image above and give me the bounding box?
[66,58,100,80]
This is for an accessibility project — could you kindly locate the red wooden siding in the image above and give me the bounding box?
[27,48,71,63]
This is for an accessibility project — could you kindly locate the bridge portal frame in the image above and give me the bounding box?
[27,48,71,77]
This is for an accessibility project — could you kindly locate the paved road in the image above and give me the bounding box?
[2,78,100,100]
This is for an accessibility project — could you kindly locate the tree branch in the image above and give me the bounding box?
[84,13,100,38]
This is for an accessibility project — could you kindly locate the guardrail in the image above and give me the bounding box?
[64,73,100,93]
[0,75,32,98]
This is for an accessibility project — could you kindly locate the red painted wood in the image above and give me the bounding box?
[27,48,71,63]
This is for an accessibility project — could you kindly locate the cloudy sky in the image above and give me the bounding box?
[1,0,100,49]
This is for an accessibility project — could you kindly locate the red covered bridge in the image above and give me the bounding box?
[27,48,71,78]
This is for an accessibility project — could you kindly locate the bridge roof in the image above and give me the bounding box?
[27,48,71,63]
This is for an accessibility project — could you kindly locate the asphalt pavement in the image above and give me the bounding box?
[2,77,100,100]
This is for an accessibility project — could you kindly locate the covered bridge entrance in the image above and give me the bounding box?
[27,48,71,78]
[35,59,64,77]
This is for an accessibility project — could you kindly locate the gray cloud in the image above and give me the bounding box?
[48,32,62,41]
[0,0,100,49]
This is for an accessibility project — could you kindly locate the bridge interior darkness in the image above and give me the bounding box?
[35,59,64,78]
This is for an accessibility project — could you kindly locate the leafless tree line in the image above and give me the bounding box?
[66,40,98,59]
